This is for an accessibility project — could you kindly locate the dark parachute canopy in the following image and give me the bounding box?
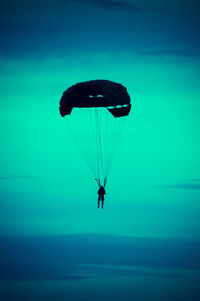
[59,79,131,118]
[59,79,132,186]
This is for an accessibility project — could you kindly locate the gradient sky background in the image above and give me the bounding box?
[0,0,200,300]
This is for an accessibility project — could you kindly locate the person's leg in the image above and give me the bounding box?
[102,196,104,208]
[98,196,100,208]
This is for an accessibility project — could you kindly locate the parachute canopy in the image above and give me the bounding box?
[59,79,132,186]
[59,79,131,118]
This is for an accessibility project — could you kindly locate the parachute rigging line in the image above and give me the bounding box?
[65,118,96,177]
[95,108,104,185]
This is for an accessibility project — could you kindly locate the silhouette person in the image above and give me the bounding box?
[98,185,105,209]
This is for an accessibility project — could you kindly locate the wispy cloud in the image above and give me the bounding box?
[158,184,200,189]
[139,48,200,57]
[56,0,142,11]
[0,0,142,12]
[186,179,200,182]
[83,0,141,11]
[0,175,36,180]
[157,180,200,190]
[0,234,199,281]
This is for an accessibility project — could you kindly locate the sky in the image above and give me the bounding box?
[0,0,200,300]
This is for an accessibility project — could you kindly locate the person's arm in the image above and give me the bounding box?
[95,178,100,187]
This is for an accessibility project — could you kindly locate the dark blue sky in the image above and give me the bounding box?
[1,234,200,301]
[1,0,200,58]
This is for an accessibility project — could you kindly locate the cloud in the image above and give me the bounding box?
[78,264,181,279]
[157,179,200,189]
[139,48,200,57]
[0,175,36,180]
[0,259,181,281]
[0,0,142,12]
[0,234,199,281]
[83,0,141,11]
[157,184,200,189]
[56,0,142,11]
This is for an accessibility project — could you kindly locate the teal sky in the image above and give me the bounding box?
[0,0,200,238]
